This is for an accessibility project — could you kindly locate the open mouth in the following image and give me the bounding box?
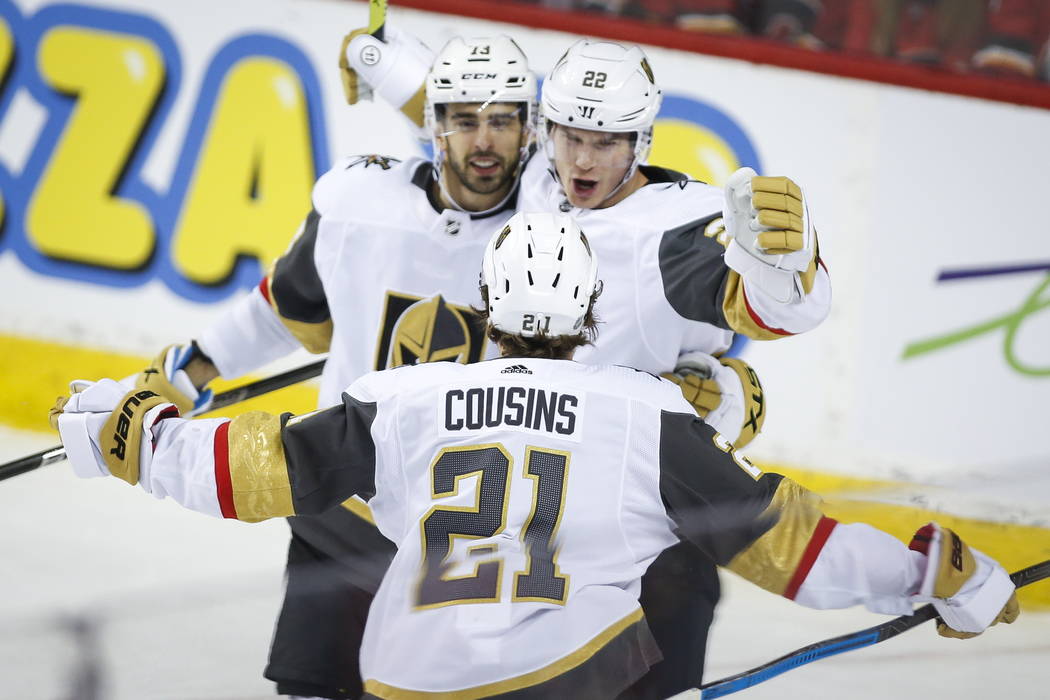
[572,178,598,199]
[469,157,501,177]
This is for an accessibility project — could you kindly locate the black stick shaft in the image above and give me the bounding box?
[0,358,326,482]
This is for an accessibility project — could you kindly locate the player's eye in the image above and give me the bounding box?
[452,118,480,131]
[487,115,516,131]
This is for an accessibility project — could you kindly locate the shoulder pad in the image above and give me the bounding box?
[312,155,423,217]
[343,154,404,172]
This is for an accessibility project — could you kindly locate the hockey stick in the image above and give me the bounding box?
[698,559,1050,698]
[368,0,387,41]
[0,358,326,482]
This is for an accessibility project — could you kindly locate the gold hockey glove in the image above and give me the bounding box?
[135,343,215,415]
[50,379,178,483]
[909,523,1020,638]
[339,25,432,127]
[662,352,765,449]
[723,167,818,303]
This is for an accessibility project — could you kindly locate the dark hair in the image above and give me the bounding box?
[475,285,600,360]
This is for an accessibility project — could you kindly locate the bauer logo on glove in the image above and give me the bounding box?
[909,522,1021,638]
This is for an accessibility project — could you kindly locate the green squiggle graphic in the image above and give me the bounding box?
[901,274,1050,377]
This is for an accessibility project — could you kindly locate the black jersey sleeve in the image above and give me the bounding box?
[657,214,733,330]
[263,209,333,353]
[281,392,379,515]
[658,410,833,598]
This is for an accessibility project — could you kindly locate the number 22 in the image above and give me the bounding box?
[582,70,607,88]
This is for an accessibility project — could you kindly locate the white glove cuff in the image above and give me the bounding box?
[932,551,1015,634]
[57,412,109,479]
[135,402,177,494]
[673,351,745,445]
[169,369,200,405]
[673,350,720,378]
[914,526,1016,634]
[346,29,433,109]
[708,361,744,446]
[725,238,800,304]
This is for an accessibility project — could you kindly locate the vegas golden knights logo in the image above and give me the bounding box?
[374,292,487,370]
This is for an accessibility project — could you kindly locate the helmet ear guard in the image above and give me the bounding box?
[481,212,600,338]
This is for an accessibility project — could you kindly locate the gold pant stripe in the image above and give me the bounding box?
[362,608,645,700]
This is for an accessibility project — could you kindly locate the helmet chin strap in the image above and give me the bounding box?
[434,163,521,217]
[433,142,532,217]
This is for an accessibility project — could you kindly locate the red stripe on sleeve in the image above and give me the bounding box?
[783,516,838,600]
[743,286,794,337]
[213,421,237,519]
[258,277,272,304]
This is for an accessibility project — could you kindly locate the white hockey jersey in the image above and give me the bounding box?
[199,150,832,401]
[191,151,832,592]
[198,154,511,407]
[126,357,929,698]
[519,151,832,365]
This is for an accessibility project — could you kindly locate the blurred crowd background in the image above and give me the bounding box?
[512,0,1050,83]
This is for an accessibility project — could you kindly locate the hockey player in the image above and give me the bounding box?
[142,35,540,699]
[51,212,1018,700]
[342,32,831,697]
[133,32,827,700]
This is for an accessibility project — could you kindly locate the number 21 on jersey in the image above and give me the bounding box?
[414,443,570,609]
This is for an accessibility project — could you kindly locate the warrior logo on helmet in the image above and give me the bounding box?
[374,291,487,369]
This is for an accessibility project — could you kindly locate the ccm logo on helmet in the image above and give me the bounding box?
[109,390,160,460]
[461,73,497,80]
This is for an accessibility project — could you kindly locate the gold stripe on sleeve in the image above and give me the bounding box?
[226,411,295,522]
[276,315,334,354]
[341,496,377,525]
[263,274,333,354]
[721,271,788,340]
[726,478,825,596]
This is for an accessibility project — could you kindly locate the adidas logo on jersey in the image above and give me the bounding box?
[501,364,532,375]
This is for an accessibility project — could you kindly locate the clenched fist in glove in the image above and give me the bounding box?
[49,379,178,485]
[135,343,217,416]
[662,351,766,448]
[340,25,433,127]
[910,523,1020,638]
[722,167,818,304]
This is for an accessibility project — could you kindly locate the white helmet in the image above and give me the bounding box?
[425,35,537,145]
[541,40,662,188]
[481,212,601,337]
[424,36,538,213]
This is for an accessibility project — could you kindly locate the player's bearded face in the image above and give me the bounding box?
[551,125,635,209]
[439,102,525,202]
